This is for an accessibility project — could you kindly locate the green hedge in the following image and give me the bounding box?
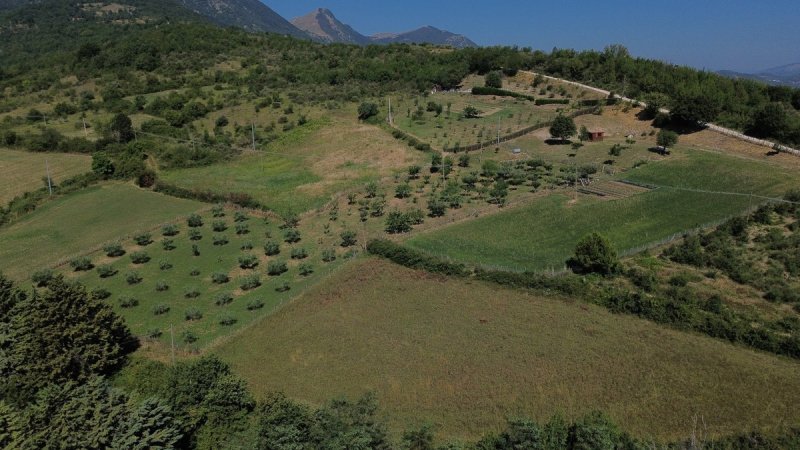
[153,180,262,209]
[471,86,535,101]
[534,98,570,106]
[366,239,467,277]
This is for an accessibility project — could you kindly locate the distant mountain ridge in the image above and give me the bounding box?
[292,8,478,48]
[718,63,800,87]
[179,0,305,37]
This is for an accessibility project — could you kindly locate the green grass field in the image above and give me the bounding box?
[0,183,205,280]
[216,257,800,442]
[64,209,348,350]
[405,149,799,272]
[0,148,91,203]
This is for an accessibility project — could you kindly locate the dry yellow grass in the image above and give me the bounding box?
[216,257,800,442]
[0,148,91,203]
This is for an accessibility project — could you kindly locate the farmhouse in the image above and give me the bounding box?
[588,129,605,141]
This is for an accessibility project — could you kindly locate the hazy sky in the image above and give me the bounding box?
[268,0,800,73]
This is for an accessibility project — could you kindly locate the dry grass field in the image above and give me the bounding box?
[0,148,91,203]
[216,257,800,442]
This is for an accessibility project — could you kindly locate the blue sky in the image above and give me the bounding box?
[267,0,800,73]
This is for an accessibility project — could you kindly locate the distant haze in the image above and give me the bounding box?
[268,0,800,73]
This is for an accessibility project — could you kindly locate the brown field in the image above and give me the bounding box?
[0,148,91,203]
[216,257,800,443]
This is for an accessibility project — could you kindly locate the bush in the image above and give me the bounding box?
[219,315,237,326]
[125,272,143,285]
[161,223,179,236]
[182,331,198,344]
[358,102,379,120]
[31,269,54,287]
[119,296,140,308]
[162,239,176,251]
[395,183,412,199]
[284,229,301,243]
[97,265,118,278]
[264,241,281,256]
[159,260,173,271]
[322,249,337,263]
[70,257,94,271]
[234,211,248,222]
[267,260,288,276]
[184,287,201,299]
[367,239,467,277]
[235,223,250,235]
[185,308,202,321]
[247,299,265,311]
[276,281,291,292]
[211,272,230,284]
[152,304,170,315]
[340,230,357,247]
[91,287,112,300]
[155,280,169,292]
[299,263,314,276]
[214,292,234,306]
[291,248,308,259]
[212,204,225,217]
[240,241,254,251]
[103,243,125,257]
[212,220,228,232]
[130,251,151,264]
[385,211,413,234]
[239,254,259,269]
[187,213,203,227]
[147,328,163,339]
[213,235,229,246]
[188,229,202,241]
[189,268,201,277]
[240,274,261,291]
[133,233,153,246]
[567,233,620,276]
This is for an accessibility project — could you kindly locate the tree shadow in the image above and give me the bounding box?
[545,138,571,146]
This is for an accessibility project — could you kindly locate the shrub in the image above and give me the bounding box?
[152,304,170,315]
[395,183,412,199]
[97,265,117,278]
[103,243,125,257]
[367,239,467,277]
[161,223,179,236]
[247,299,265,310]
[160,238,176,251]
[130,251,151,264]
[340,230,357,247]
[213,235,229,246]
[240,241,254,251]
[125,272,143,285]
[155,280,169,292]
[182,331,198,344]
[91,287,112,300]
[211,272,230,284]
[159,260,173,271]
[239,254,259,269]
[284,229,301,243]
[427,199,447,217]
[385,211,413,234]
[133,233,153,246]
[70,257,93,271]
[299,263,314,276]
[188,229,202,241]
[211,204,225,217]
[187,213,203,227]
[235,223,250,235]
[191,244,200,256]
[189,268,201,277]
[119,296,139,308]
[147,328,163,339]
[234,211,248,222]
[214,292,234,306]
[322,249,337,263]
[276,281,291,292]
[219,315,237,326]
[267,260,288,276]
[212,220,228,232]
[185,308,203,321]
[567,233,620,276]
[184,287,201,299]
[264,241,281,256]
[31,269,54,287]
[291,248,308,259]
[240,274,261,291]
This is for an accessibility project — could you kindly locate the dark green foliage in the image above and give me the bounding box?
[247,299,265,311]
[549,115,577,142]
[118,296,139,308]
[240,275,261,291]
[125,272,143,285]
[472,86,536,101]
[427,198,447,217]
[485,70,503,88]
[184,287,201,299]
[212,220,227,232]
[70,256,93,271]
[267,261,288,276]
[238,254,259,269]
[395,183,412,199]
[30,269,54,287]
[234,211,248,223]
[130,251,151,264]
[96,265,118,279]
[284,229,301,243]
[211,272,230,284]
[103,243,126,257]
[367,239,467,277]
[215,292,234,306]
[162,238,176,251]
[90,287,111,301]
[567,233,620,276]
[240,241,254,251]
[385,211,414,234]
[340,230,357,247]
[463,105,480,118]
[358,102,379,121]
[290,248,308,260]
[155,280,169,292]
[219,315,237,326]
[152,304,170,316]
[656,129,678,149]
[133,232,153,246]
[213,234,229,246]
[264,241,281,256]
[1,277,136,396]
[235,223,250,235]
[189,229,202,241]
[299,263,314,276]
[322,249,337,263]
[187,213,203,228]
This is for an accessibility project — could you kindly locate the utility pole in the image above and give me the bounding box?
[387,97,393,125]
[82,118,88,137]
[45,159,53,196]
[251,122,256,151]
[170,324,175,366]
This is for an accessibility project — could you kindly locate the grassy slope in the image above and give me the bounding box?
[0,148,91,203]
[216,258,800,442]
[406,149,798,272]
[0,183,204,280]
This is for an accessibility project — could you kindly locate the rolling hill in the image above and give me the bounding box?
[718,62,800,87]
[371,25,477,48]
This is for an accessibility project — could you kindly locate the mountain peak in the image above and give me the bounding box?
[292,7,370,45]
